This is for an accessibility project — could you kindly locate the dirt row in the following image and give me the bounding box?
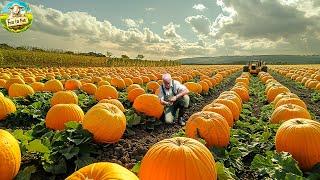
[270,71,320,117]
[96,71,242,170]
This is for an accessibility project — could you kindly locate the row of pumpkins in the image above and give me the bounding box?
[271,66,320,90]
[0,67,241,179]
[259,72,320,170]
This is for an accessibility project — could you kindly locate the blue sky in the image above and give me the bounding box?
[0,0,320,59]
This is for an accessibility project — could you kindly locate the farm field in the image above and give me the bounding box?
[0,64,320,180]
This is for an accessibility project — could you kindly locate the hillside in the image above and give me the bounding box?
[180,55,320,65]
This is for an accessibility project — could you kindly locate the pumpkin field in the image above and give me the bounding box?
[0,64,320,180]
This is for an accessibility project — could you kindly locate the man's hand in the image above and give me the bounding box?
[169,96,177,102]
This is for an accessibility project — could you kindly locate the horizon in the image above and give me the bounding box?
[1,0,320,60]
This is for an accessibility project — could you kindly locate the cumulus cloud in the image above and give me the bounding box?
[163,22,183,39]
[122,18,144,28]
[193,4,207,11]
[185,15,211,35]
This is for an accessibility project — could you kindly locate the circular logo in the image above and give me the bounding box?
[0,0,33,33]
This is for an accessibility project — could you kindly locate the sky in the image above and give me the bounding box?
[0,0,320,60]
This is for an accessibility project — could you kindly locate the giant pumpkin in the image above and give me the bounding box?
[275,118,320,170]
[270,104,311,124]
[95,85,118,101]
[186,111,230,148]
[8,83,34,98]
[133,94,164,119]
[83,103,126,143]
[0,97,16,121]
[0,129,21,180]
[45,104,84,130]
[139,137,217,180]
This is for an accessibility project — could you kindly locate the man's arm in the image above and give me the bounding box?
[169,82,189,102]
[158,87,171,105]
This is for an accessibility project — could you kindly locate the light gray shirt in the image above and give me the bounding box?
[158,80,187,100]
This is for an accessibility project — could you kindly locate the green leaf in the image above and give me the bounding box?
[60,146,80,160]
[74,156,95,170]
[216,162,236,180]
[26,139,50,153]
[65,121,81,129]
[16,165,37,180]
[131,161,141,174]
[43,158,67,174]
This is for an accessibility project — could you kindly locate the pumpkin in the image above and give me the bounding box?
[132,77,143,85]
[275,97,307,110]
[8,83,34,98]
[44,79,64,92]
[0,129,21,180]
[202,103,234,127]
[266,85,290,103]
[66,162,138,180]
[133,94,164,119]
[4,77,25,90]
[0,79,7,88]
[146,81,160,93]
[139,137,217,180]
[218,94,242,112]
[98,80,111,87]
[65,79,81,90]
[80,83,97,95]
[231,86,249,102]
[123,78,134,86]
[270,104,311,124]
[128,88,145,102]
[186,111,230,147]
[127,84,141,93]
[111,77,126,89]
[45,104,84,130]
[24,77,35,83]
[98,99,125,112]
[213,99,240,121]
[273,92,299,104]
[235,77,249,85]
[275,118,320,170]
[83,103,126,143]
[51,91,78,106]
[199,81,209,93]
[31,82,45,92]
[184,82,202,94]
[95,85,118,101]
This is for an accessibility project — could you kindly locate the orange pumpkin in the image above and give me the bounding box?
[231,86,249,102]
[83,103,126,143]
[275,97,307,110]
[50,91,78,106]
[127,84,141,93]
[139,137,217,180]
[184,82,202,94]
[275,118,320,170]
[146,81,160,93]
[44,79,64,92]
[45,104,84,130]
[98,99,125,112]
[213,99,240,121]
[266,85,290,103]
[8,83,34,98]
[95,85,118,101]
[66,162,139,180]
[273,92,299,105]
[128,88,146,103]
[186,111,230,147]
[202,103,234,127]
[270,104,311,124]
[65,79,81,90]
[111,77,126,89]
[133,94,164,119]
[4,77,25,90]
[81,83,97,95]
[0,129,21,180]
[218,94,242,112]
[31,82,45,92]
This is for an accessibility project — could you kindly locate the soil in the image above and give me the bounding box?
[270,71,320,117]
[95,71,242,170]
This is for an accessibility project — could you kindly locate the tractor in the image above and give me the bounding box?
[243,60,267,75]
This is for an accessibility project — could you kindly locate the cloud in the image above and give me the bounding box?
[145,7,155,12]
[193,4,207,11]
[185,15,211,35]
[162,22,183,39]
[122,18,144,28]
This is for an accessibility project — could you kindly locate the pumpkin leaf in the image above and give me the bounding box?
[131,161,141,174]
[26,139,50,153]
[16,165,37,180]
[216,162,236,180]
[74,155,95,170]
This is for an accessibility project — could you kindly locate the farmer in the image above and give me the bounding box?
[158,73,190,126]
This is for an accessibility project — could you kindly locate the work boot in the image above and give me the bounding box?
[178,117,186,126]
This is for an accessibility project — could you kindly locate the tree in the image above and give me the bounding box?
[136,54,144,60]
[106,51,112,58]
[121,54,129,59]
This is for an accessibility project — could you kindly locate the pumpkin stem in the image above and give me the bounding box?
[287,103,295,109]
[296,119,304,124]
